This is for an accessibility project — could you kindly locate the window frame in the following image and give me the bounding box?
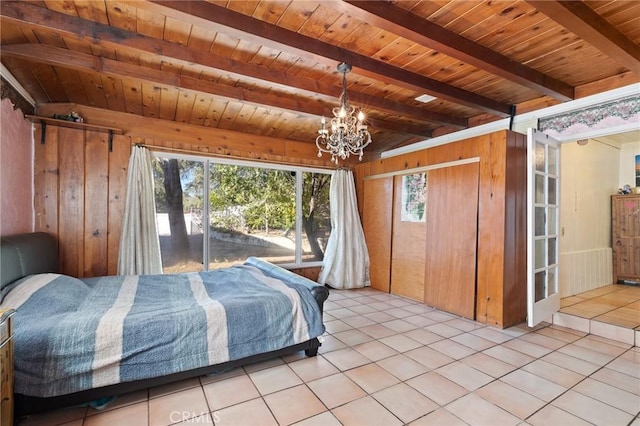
[152,151,333,270]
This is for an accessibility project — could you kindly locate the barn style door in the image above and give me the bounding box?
[424,161,480,319]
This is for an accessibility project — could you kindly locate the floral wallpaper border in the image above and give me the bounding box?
[538,95,639,138]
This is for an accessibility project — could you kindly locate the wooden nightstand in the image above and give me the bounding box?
[1,309,15,426]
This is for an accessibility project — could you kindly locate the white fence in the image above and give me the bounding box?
[156,213,199,236]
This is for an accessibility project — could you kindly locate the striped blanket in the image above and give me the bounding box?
[1,259,325,397]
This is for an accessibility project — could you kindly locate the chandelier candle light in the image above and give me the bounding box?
[316,63,372,163]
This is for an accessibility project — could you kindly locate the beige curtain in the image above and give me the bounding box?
[318,169,370,289]
[117,145,163,275]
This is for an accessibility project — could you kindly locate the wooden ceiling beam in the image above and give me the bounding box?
[0,1,465,129]
[525,1,640,75]
[144,0,513,117]
[2,43,432,138]
[336,0,575,102]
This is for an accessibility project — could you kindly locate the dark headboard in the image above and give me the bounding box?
[1,232,58,289]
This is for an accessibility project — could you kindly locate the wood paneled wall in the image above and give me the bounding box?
[33,116,335,279]
[34,126,130,277]
[354,130,527,328]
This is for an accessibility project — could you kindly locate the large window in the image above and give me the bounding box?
[153,154,331,273]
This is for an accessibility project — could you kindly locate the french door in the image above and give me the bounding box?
[527,128,561,326]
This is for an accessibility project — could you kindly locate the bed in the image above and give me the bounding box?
[0,232,329,415]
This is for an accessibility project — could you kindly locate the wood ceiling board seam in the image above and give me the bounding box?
[185,24,216,52]
[590,0,640,23]
[2,22,33,44]
[334,22,383,53]
[424,0,479,28]
[216,102,245,131]
[316,14,363,46]
[42,0,79,17]
[158,83,180,122]
[87,41,117,60]
[298,2,343,40]
[75,0,109,25]
[351,29,404,60]
[385,45,433,72]
[479,13,555,56]
[251,1,291,26]
[227,0,261,17]
[237,104,268,134]
[247,45,281,69]
[370,35,418,65]
[477,8,547,52]
[272,1,320,32]
[230,38,264,64]
[456,1,529,41]
[401,1,445,19]
[133,5,165,39]
[57,67,90,106]
[120,77,143,116]
[101,74,127,112]
[105,1,138,33]
[202,97,225,128]
[210,30,241,58]
[141,81,161,119]
[163,15,191,46]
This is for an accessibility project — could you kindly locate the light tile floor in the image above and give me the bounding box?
[17,287,640,426]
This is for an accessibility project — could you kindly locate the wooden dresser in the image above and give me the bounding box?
[1,309,15,426]
[612,194,640,283]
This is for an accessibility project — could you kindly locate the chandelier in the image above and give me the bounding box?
[316,63,372,163]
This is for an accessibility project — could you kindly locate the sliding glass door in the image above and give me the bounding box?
[152,154,331,273]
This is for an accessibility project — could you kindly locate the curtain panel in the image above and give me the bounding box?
[319,169,370,289]
[117,145,163,275]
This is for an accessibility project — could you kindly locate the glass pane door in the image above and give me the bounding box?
[527,128,561,326]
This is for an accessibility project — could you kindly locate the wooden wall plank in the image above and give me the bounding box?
[502,131,527,327]
[57,127,85,277]
[83,131,109,276]
[107,135,132,275]
[33,124,59,236]
[475,132,506,326]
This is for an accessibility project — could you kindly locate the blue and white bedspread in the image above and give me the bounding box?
[0,259,325,397]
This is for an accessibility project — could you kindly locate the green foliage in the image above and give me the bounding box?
[209,165,296,232]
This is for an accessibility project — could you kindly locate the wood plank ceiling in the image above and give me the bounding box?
[1,0,639,155]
